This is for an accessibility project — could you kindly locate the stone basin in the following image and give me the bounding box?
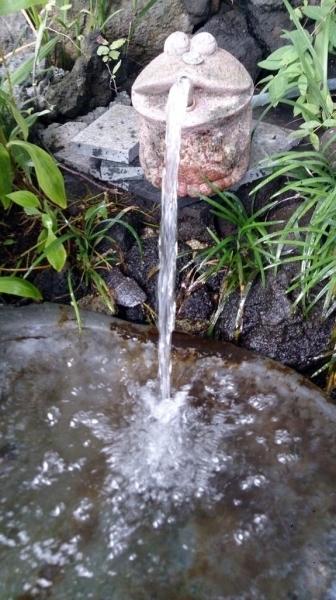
[0,303,336,599]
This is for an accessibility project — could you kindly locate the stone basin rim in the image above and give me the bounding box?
[0,302,332,411]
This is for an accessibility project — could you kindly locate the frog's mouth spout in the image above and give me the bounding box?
[132,73,252,99]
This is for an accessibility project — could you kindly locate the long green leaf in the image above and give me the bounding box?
[10,104,29,140]
[0,90,29,140]
[101,8,124,29]
[0,145,12,208]
[33,9,49,86]
[5,190,41,208]
[7,140,66,208]
[0,277,42,299]
[0,0,46,15]
[44,230,67,272]
[1,36,60,91]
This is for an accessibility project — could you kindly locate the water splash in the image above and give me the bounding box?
[158,76,191,402]
[1,310,336,598]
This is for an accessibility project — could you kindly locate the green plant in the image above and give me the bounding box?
[184,186,279,338]
[258,0,336,149]
[0,0,63,85]
[0,276,42,299]
[0,0,69,300]
[58,201,142,315]
[252,146,336,318]
[0,0,46,15]
[95,0,160,91]
[22,1,86,68]
[323,321,336,391]
[0,77,67,299]
[0,92,66,205]
[0,30,60,96]
[252,144,336,391]
[81,1,123,34]
[96,35,127,89]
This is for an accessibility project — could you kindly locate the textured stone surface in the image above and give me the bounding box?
[41,121,87,151]
[214,268,335,371]
[231,120,299,187]
[198,11,263,81]
[71,104,139,163]
[100,158,144,182]
[246,1,293,54]
[183,0,220,25]
[104,268,147,307]
[132,32,253,197]
[105,0,193,64]
[137,112,252,197]
[131,119,298,199]
[45,31,127,118]
[54,147,101,180]
[0,13,31,55]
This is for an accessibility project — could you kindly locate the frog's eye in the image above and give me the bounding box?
[190,32,217,56]
[164,32,190,56]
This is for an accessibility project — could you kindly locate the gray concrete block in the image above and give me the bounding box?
[71,104,139,163]
[41,121,87,151]
[54,147,101,180]
[231,120,299,188]
[252,120,297,155]
[100,158,144,182]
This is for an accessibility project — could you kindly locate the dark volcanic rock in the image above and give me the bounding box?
[198,10,263,80]
[177,202,215,244]
[95,212,142,256]
[103,267,146,307]
[33,266,87,303]
[176,287,213,334]
[246,0,293,55]
[183,0,220,25]
[126,237,160,310]
[45,31,127,118]
[214,268,335,372]
[126,237,190,313]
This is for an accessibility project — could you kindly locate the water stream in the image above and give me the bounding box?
[158,76,191,401]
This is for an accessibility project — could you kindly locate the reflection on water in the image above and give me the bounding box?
[0,324,336,599]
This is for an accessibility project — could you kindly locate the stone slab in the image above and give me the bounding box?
[41,121,87,151]
[54,147,101,180]
[70,104,139,163]
[230,120,299,189]
[100,157,144,182]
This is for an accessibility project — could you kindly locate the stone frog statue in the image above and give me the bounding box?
[132,31,254,197]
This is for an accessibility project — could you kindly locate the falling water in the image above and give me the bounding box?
[158,77,191,402]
